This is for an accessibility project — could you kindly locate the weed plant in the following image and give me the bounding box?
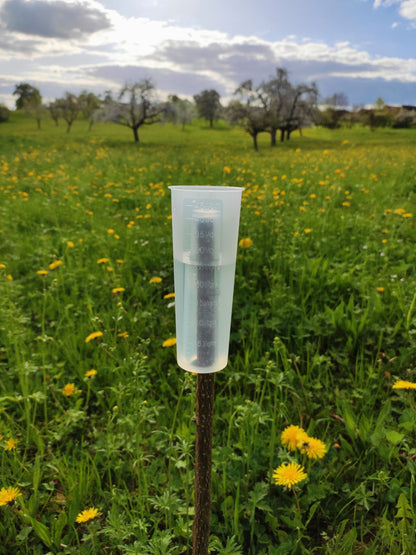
[0,114,415,553]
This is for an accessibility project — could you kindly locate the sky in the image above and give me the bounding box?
[1,0,416,109]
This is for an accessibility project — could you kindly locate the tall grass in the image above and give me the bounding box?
[0,113,415,553]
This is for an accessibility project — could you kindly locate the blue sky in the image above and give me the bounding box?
[1,0,416,108]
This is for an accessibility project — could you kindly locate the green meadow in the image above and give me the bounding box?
[0,113,415,554]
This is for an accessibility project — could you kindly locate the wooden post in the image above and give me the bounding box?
[192,372,215,555]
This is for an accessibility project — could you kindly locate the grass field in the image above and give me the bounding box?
[0,113,415,554]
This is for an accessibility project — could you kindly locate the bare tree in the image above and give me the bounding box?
[228,81,268,151]
[98,80,161,142]
[78,90,102,131]
[165,95,195,130]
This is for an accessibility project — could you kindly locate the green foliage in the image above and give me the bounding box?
[0,116,415,552]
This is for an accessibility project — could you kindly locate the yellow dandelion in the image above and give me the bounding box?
[304,228,312,234]
[273,462,307,489]
[85,331,103,343]
[97,258,109,264]
[223,166,231,174]
[5,438,18,451]
[117,331,129,338]
[107,229,115,234]
[67,241,74,248]
[49,260,63,270]
[37,270,49,276]
[62,383,76,397]
[163,292,175,299]
[281,425,308,451]
[0,263,5,269]
[112,287,125,294]
[239,238,253,249]
[0,486,21,506]
[162,337,177,347]
[377,287,385,293]
[75,507,100,523]
[392,380,416,390]
[149,276,162,284]
[6,274,13,281]
[300,437,328,460]
[85,369,97,378]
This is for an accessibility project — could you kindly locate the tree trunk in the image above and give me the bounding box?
[280,128,285,142]
[251,132,258,151]
[133,125,140,142]
[270,128,277,146]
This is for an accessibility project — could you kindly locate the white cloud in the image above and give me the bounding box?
[399,0,416,19]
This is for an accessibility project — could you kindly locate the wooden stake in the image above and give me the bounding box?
[192,372,215,555]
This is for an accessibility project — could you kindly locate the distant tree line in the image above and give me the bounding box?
[3,73,416,149]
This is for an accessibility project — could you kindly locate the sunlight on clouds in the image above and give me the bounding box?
[399,0,416,20]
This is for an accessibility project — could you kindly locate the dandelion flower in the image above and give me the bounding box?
[67,241,74,248]
[239,238,253,249]
[281,425,308,451]
[97,258,109,264]
[304,228,312,234]
[0,486,21,506]
[37,270,49,276]
[149,276,162,284]
[300,437,328,459]
[112,287,125,294]
[6,274,13,281]
[273,462,307,489]
[5,438,18,450]
[117,331,129,338]
[85,331,103,343]
[49,260,63,270]
[377,287,385,293]
[75,507,100,523]
[62,383,76,396]
[164,292,175,299]
[162,337,177,347]
[223,166,231,174]
[393,380,416,390]
[85,369,97,378]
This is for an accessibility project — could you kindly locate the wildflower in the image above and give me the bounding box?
[300,437,327,459]
[0,263,5,269]
[62,383,76,396]
[85,369,97,378]
[223,166,231,174]
[392,380,416,390]
[97,258,109,264]
[273,462,307,489]
[85,331,103,343]
[162,338,177,347]
[281,425,309,451]
[5,438,18,450]
[304,229,312,234]
[107,229,115,234]
[6,274,13,281]
[67,241,74,248]
[75,507,100,523]
[112,287,125,294]
[149,276,162,284]
[163,292,175,299]
[117,331,129,338]
[0,486,21,506]
[377,287,385,293]
[49,260,62,270]
[239,238,253,249]
[37,270,49,276]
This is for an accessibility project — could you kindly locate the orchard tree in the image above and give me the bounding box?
[193,89,221,128]
[13,83,42,110]
[0,104,10,123]
[56,92,80,133]
[230,81,268,150]
[78,90,102,130]
[166,95,195,130]
[98,80,161,142]
[23,97,48,130]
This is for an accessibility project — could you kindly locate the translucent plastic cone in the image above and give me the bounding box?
[170,186,243,373]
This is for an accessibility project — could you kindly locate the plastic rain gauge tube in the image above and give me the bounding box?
[170,186,243,374]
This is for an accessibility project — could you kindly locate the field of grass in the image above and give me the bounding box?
[0,113,415,554]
